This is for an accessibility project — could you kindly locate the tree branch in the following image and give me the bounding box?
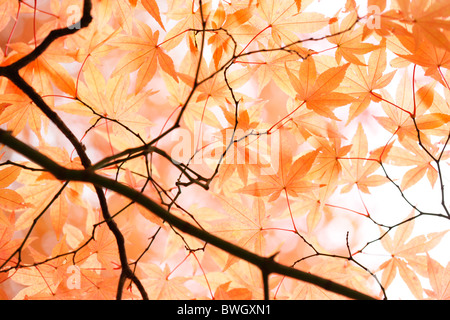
[0,128,376,300]
[0,0,148,300]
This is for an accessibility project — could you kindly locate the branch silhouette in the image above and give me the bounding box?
[0,0,448,301]
[0,128,376,300]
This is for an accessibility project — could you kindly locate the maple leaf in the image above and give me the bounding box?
[378,216,448,299]
[424,254,450,300]
[81,223,120,273]
[14,146,85,234]
[60,60,154,143]
[0,1,19,35]
[161,50,223,131]
[178,55,252,107]
[11,264,60,299]
[213,281,252,300]
[327,10,379,66]
[0,166,26,211]
[393,0,450,52]
[307,125,353,202]
[205,196,271,270]
[374,73,447,142]
[290,189,332,232]
[109,19,178,93]
[255,0,328,46]
[286,98,346,143]
[340,124,387,194]
[310,259,374,298]
[386,137,440,191]
[139,263,192,299]
[141,0,166,31]
[2,0,450,302]
[250,40,301,96]
[286,57,353,120]
[162,0,211,51]
[215,104,269,186]
[0,211,22,268]
[8,41,77,97]
[50,268,124,300]
[208,3,253,68]
[284,257,374,299]
[0,92,48,139]
[342,42,396,123]
[10,236,74,299]
[237,131,319,202]
[388,34,450,87]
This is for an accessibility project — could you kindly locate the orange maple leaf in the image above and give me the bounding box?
[379,217,448,299]
[424,254,450,300]
[139,263,192,299]
[343,42,396,122]
[340,124,387,194]
[286,57,353,120]
[141,0,166,31]
[328,10,379,66]
[394,0,450,51]
[0,166,26,211]
[237,134,318,202]
[255,0,328,46]
[0,211,22,269]
[110,20,178,93]
[386,137,440,191]
[214,281,252,300]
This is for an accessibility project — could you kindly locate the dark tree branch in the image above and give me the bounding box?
[0,0,148,300]
[0,128,376,300]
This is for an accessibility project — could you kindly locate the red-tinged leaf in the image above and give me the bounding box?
[206,196,270,270]
[15,180,65,231]
[7,42,76,97]
[10,264,60,299]
[163,3,204,48]
[208,5,253,68]
[291,190,332,231]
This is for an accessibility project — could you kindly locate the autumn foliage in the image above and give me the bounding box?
[0,0,449,300]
